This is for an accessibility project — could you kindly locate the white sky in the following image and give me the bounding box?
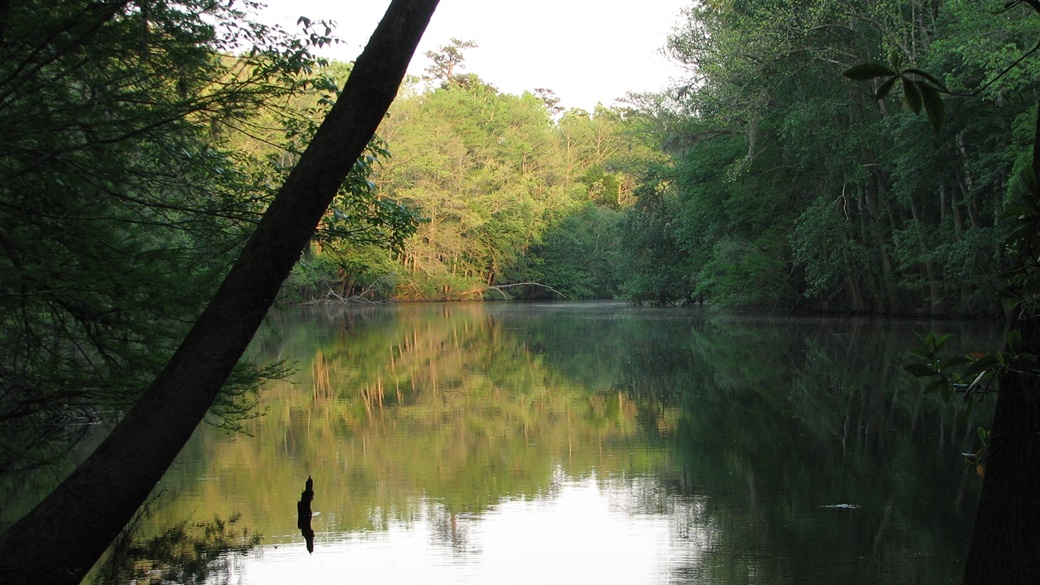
[256,0,691,112]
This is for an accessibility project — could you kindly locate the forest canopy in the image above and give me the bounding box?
[282,0,1036,318]
[620,0,1037,314]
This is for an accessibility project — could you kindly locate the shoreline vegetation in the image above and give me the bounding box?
[1,0,1037,581]
[277,1,1037,320]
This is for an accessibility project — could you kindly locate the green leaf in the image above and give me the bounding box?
[843,63,897,81]
[902,78,923,114]
[874,76,897,101]
[1008,329,1022,353]
[1001,204,1039,221]
[905,363,938,377]
[937,333,954,348]
[924,379,948,395]
[903,68,949,92]
[888,50,903,70]
[977,426,990,444]
[1003,296,1022,313]
[939,355,970,370]
[966,353,1002,371]
[908,346,931,359]
[1022,164,1038,195]
[919,84,945,133]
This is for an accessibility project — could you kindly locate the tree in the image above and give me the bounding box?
[0,0,347,480]
[627,0,1023,314]
[424,37,477,86]
[0,0,439,582]
[848,1,1040,580]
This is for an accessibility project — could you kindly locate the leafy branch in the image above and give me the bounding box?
[904,331,1036,409]
[843,56,948,132]
[845,0,1040,134]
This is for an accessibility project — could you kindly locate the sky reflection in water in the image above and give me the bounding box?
[239,472,706,584]
[141,302,996,585]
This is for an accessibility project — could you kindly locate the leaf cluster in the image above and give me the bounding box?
[844,59,948,132]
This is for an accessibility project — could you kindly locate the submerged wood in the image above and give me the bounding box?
[297,476,315,554]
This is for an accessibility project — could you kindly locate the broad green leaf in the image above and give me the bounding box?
[1003,296,1022,313]
[1001,204,1039,220]
[874,76,897,101]
[967,353,1002,371]
[902,78,922,114]
[939,355,970,370]
[908,346,931,358]
[905,363,938,377]
[926,332,954,352]
[843,63,897,81]
[1022,164,1038,195]
[903,68,949,92]
[977,426,990,443]
[919,84,945,133]
[1008,329,1022,353]
[925,379,948,395]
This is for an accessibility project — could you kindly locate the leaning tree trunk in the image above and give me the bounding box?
[0,1,439,582]
[961,315,1040,584]
[960,97,1040,585]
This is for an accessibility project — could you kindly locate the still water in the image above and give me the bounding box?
[143,302,998,584]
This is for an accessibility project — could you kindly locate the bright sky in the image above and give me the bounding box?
[256,0,691,112]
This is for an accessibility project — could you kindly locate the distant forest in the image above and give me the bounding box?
[274,1,1036,318]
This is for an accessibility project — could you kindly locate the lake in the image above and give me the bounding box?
[122,302,1000,584]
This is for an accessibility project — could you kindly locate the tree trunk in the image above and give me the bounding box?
[908,199,941,315]
[961,316,1040,584]
[0,1,439,582]
[961,97,1040,585]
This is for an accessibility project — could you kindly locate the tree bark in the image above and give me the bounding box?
[0,1,439,582]
[960,97,1040,585]
[961,316,1040,584]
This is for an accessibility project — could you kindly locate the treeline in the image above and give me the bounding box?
[289,0,1038,316]
[281,44,661,302]
[624,0,1038,315]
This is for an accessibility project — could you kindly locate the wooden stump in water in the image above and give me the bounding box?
[297,476,315,553]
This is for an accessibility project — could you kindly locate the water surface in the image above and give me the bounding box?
[145,302,998,584]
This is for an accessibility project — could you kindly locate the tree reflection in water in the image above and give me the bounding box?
[141,303,999,584]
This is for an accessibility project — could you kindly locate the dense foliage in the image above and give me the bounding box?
[286,44,661,302]
[281,1,1036,316]
[621,0,1040,315]
[3,0,1037,580]
[0,0,414,478]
